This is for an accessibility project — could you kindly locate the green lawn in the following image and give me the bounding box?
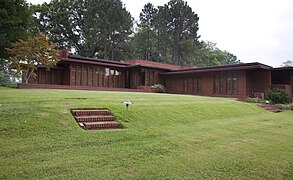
[0,87,293,179]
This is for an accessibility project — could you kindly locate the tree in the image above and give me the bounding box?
[0,0,32,59]
[282,60,293,67]
[165,0,199,65]
[0,0,33,84]
[138,3,158,60]
[132,0,200,65]
[34,0,133,60]
[5,33,58,84]
[193,41,241,67]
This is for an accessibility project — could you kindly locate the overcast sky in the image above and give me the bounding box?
[28,0,293,67]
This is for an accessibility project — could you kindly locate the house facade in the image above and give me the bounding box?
[20,51,293,99]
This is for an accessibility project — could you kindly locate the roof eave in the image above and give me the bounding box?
[60,58,127,68]
[161,64,272,76]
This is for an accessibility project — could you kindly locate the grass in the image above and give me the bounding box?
[0,87,293,179]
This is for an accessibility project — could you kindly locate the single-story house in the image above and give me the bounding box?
[19,50,293,99]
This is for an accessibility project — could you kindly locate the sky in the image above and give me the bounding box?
[28,0,293,67]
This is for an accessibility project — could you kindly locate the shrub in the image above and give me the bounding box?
[151,84,165,93]
[265,88,291,104]
[244,98,265,103]
[273,104,290,110]
[289,104,293,110]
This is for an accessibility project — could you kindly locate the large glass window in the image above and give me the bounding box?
[220,74,226,93]
[193,76,201,94]
[140,69,145,86]
[214,73,238,95]
[83,66,88,86]
[99,68,104,87]
[227,74,232,94]
[214,75,220,93]
[95,68,99,86]
[71,65,76,85]
[88,66,93,86]
[76,65,82,86]
[183,79,188,93]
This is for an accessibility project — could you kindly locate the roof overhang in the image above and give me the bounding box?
[60,58,127,68]
[272,67,293,71]
[161,63,272,76]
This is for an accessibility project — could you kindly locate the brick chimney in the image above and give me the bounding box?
[58,49,69,58]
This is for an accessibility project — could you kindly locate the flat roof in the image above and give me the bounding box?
[60,56,195,71]
[273,66,293,71]
[161,62,272,76]
[59,53,275,74]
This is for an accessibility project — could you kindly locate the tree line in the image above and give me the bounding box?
[1,0,242,84]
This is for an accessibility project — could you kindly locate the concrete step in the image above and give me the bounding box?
[75,115,115,122]
[71,109,111,116]
[82,121,121,130]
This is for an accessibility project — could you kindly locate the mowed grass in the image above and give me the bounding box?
[0,87,293,179]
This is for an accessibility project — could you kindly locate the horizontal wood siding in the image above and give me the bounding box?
[29,68,65,85]
[164,70,247,98]
[246,69,271,96]
[69,63,125,88]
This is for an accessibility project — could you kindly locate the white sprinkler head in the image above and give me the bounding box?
[121,100,133,105]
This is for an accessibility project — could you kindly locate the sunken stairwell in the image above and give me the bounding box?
[71,109,121,130]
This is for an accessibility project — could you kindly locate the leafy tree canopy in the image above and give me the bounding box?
[282,60,293,67]
[0,0,37,84]
[193,41,241,67]
[34,0,133,61]
[5,33,58,83]
[0,0,33,59]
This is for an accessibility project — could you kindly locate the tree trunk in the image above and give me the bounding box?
[22,70,28,84]
[104,46,108,60]
[147,27,150,60]
[111,44,114,61]
[26,70,33,84]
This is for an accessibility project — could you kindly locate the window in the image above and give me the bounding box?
[83,66,88,86]
[150,71,155,85]
[76,65,82,86]
[71,65,76,85]
[105,68,110,76]
[96,68,99,86]
[140,69,145,86]
[227,74,232,94]
[193,76,201,94]
[99,68,104,86]
[88,66,93,86]
[232,74,238,94]
[214,73,238,95]
[183,79,188,93]
[214,75,220,93]
[220,74,226,93]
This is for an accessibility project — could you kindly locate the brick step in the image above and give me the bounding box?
[262,107,275,110]
[258,104,281,113]
[81,121,121,130]
[75,115,115,122]
[259,105,273,108]
[71,108,122,130]
[71,109,111,116]
[268,109,282,113]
